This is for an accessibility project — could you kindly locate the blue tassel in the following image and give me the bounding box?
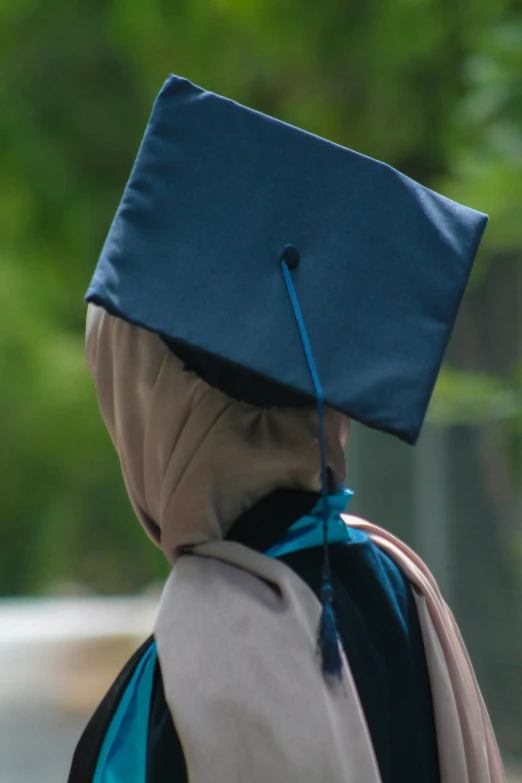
[281,257,344,681]
[317,580,343,679]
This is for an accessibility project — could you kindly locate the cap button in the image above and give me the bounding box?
[280,244,300,270]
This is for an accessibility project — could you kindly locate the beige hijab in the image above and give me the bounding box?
[85,304,349,561]
[86,304,505,783]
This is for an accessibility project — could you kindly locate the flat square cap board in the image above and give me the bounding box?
[86,74,488,444]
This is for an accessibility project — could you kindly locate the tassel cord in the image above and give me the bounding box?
[281,260,342,678]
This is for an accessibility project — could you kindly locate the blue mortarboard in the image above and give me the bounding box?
[87,75,489,677]
[87,74,488,445]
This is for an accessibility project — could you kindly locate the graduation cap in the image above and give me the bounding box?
[87,75,488,677]
[87,74,487,446]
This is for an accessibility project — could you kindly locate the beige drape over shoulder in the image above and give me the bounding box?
[86,304,505,783]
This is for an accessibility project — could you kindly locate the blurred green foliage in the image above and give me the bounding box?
[1,0,521,595]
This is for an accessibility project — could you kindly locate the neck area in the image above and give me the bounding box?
[227,489,321,554]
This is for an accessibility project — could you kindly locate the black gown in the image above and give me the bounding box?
[68,490,441,783]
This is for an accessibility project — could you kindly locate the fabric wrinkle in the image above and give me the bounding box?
[85,302,348,560]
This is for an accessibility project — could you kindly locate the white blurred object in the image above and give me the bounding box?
[0,595,158,707]
[0,595,158,782]
[0,595,158,646]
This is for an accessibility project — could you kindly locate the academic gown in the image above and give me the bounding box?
[68,490,440,783]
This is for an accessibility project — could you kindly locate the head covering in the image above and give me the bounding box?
[86,73,488,445]
[86,303,349,561]
[85,305,505,783]
[86,302,382,781]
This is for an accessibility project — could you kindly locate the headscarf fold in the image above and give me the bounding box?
[86,304,349,561]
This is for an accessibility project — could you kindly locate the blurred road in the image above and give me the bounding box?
[0,596,157,782]
[0,706,87,783]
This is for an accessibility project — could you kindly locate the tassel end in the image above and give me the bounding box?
[317,582,343,680]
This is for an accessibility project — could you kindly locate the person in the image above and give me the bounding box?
[68,76,505,782]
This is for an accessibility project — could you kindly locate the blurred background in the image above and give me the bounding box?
[0,0,521,779]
